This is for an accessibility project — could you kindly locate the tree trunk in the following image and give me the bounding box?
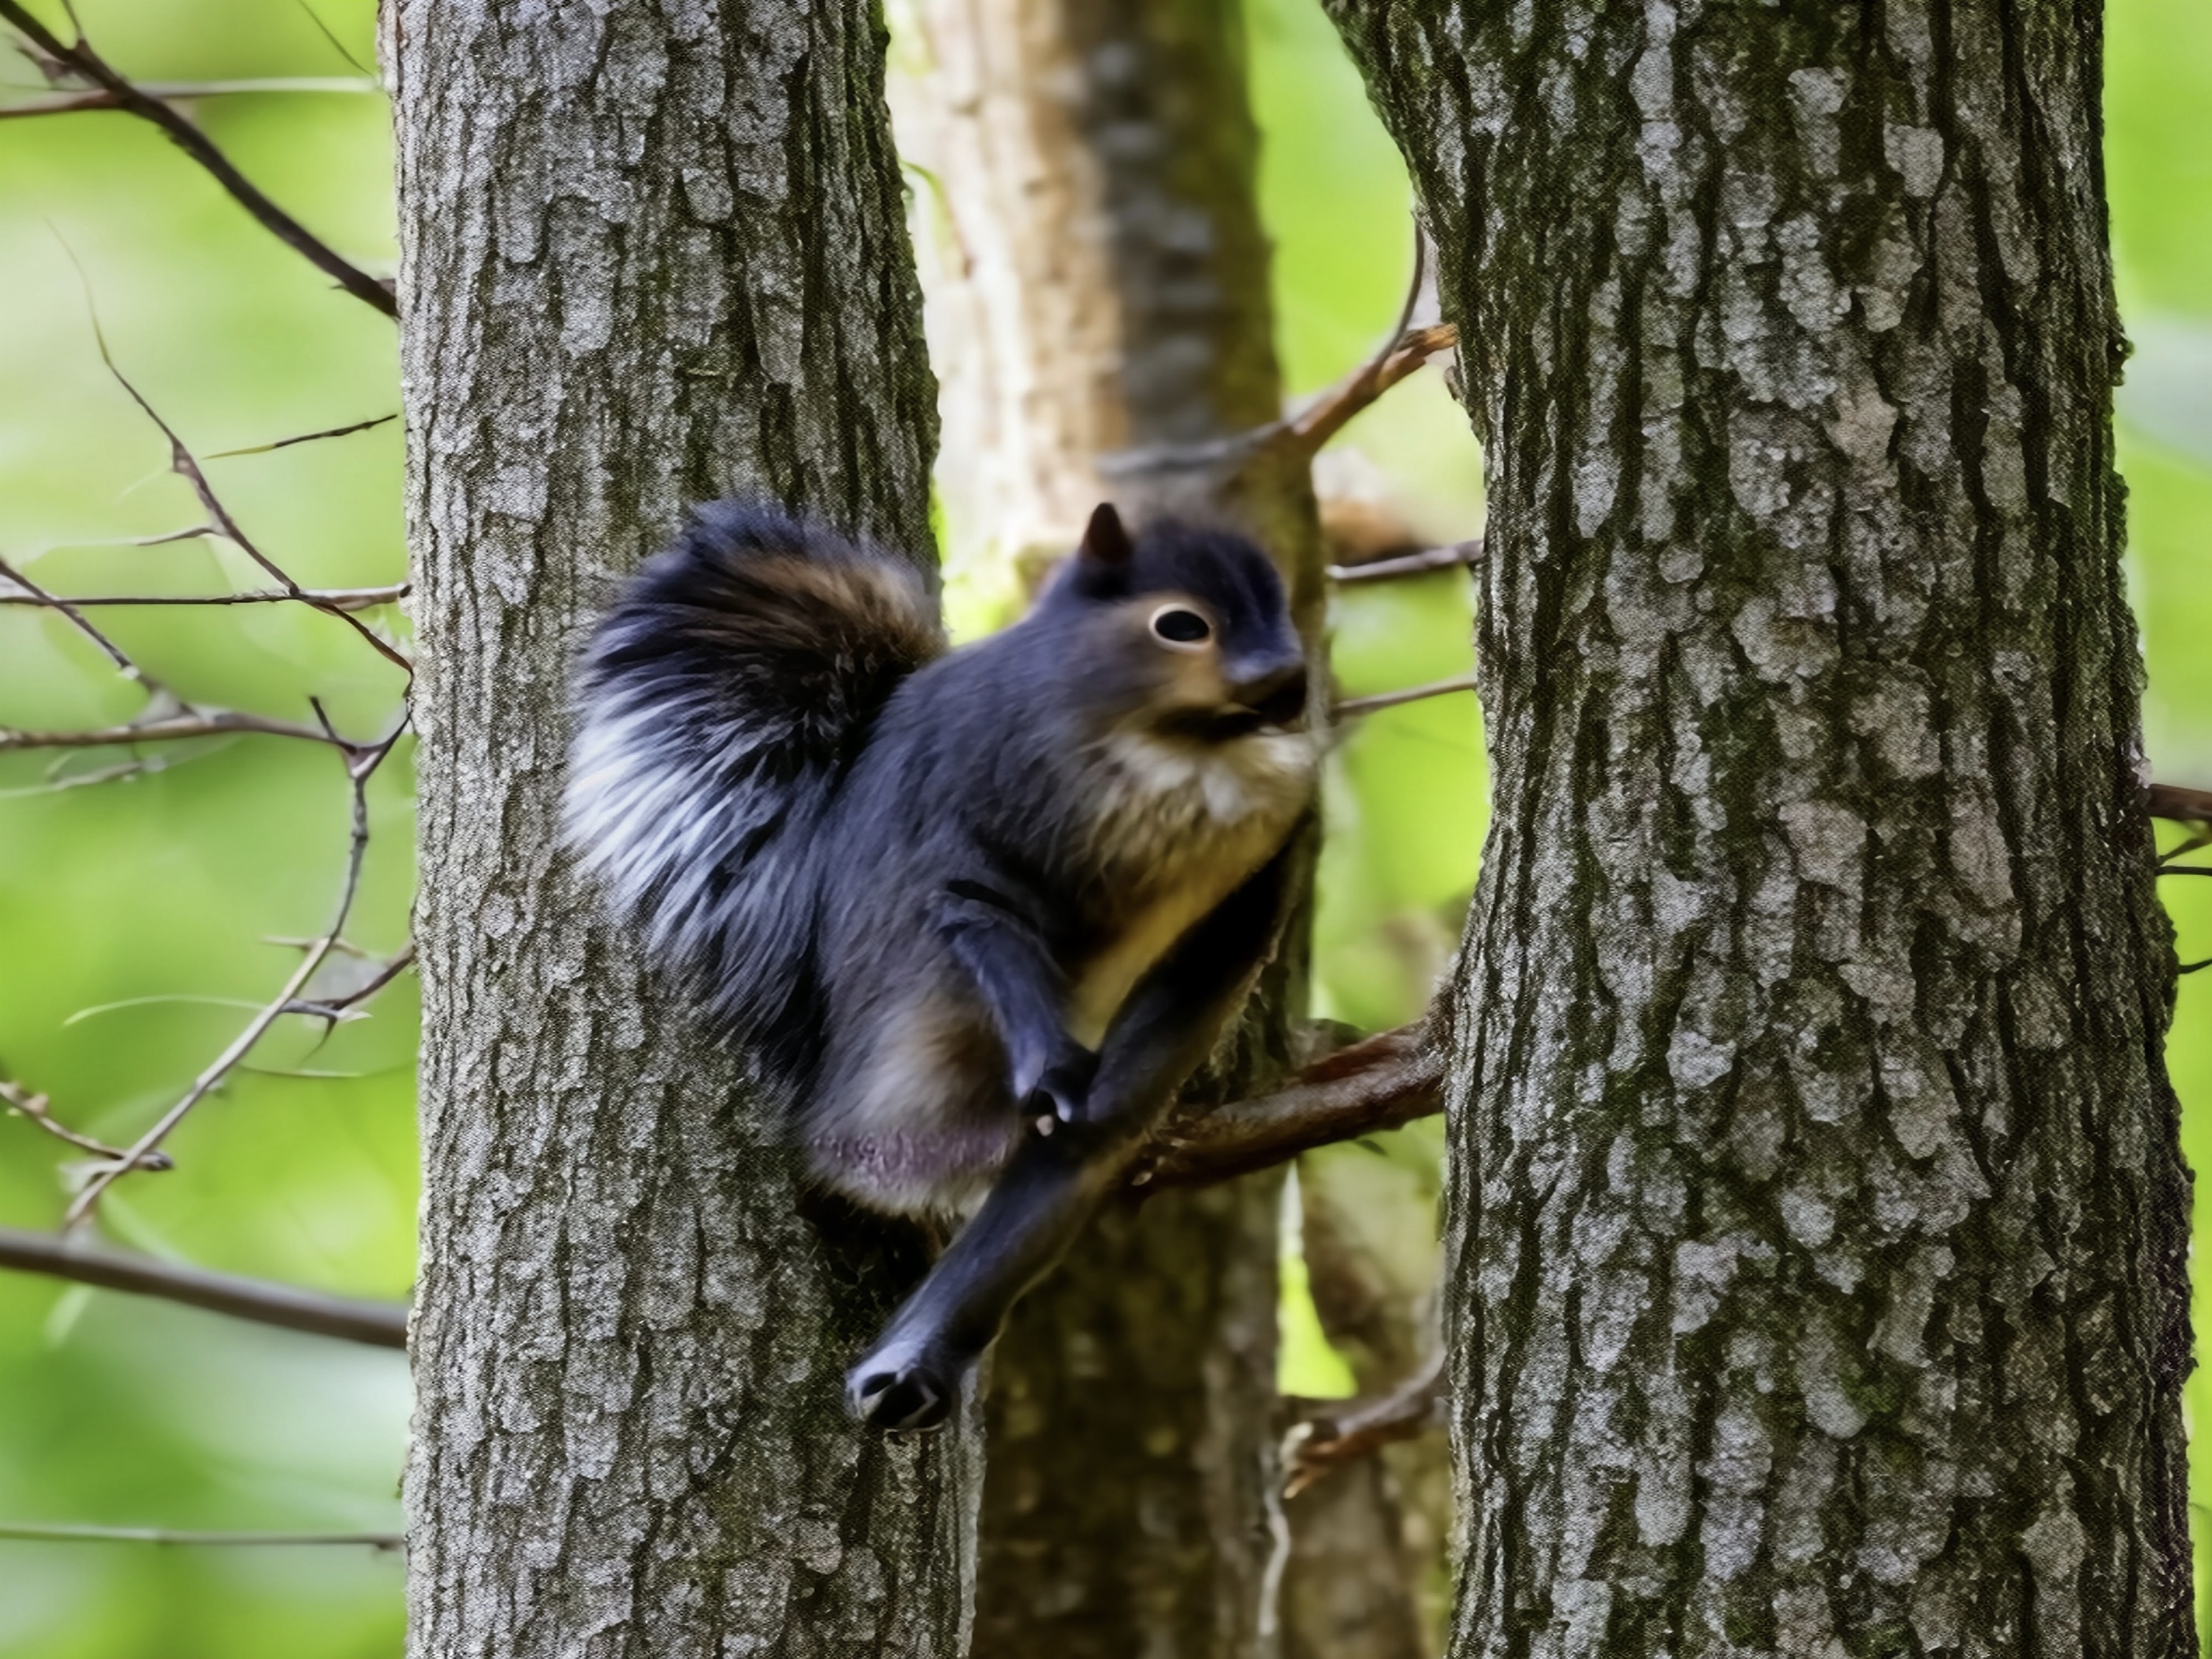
[389,4,980,1655]
[894,2,1414,1652]
[1326,1,2193,1654]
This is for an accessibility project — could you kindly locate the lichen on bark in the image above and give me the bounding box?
[1324,0,2193,1652]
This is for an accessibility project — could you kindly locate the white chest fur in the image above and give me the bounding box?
[1065,727,1314,1046]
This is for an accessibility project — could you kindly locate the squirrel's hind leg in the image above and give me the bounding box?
[846,841,1298,1430]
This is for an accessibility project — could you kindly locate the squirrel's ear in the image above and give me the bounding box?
[1079,502,1133,567]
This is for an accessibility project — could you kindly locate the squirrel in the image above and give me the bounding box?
[563,498,1315,1430]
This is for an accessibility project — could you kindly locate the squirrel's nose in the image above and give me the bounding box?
[1230,661,1310,728]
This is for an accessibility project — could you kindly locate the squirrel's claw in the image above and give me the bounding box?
[848,1338,966,1432]
[1023,1046,1099,1126]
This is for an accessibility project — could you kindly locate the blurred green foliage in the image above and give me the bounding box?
[0,0,2205,1652]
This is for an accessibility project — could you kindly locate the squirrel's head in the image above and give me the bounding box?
[1036,504,1311,745]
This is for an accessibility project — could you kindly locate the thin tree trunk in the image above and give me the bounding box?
[1326,1,2192,1653]
[389,4,980,1655]
[1287,1146,1448,1659]
[894,2,1413,1652]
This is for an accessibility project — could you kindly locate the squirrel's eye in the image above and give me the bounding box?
[1150,606,1213,647]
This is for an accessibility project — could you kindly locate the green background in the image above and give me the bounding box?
[0,0,2204,1652]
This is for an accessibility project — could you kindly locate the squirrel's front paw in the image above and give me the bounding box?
[1022,1045,1099,1126]
[848,1337,969,1432]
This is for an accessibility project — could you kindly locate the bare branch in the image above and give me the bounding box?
[63,718,408,1224]
[0,582,408,612]
[207,411,397,456]
[1280,323,1460,462]
[283,941,415,1024]
[0,86,112,116]
[1335,672,1481,720]
[1281,1353,1446,1498]
[1329,538,1484,585]
[0,1520,402,1548]
[289,0,377,79]
[0,76,377,116]
[0,1225,406,1349]
[0,1080,172,1169]
[1098,232,1454,483]
[1135,1024,1443,1192]
[0,1,395,316]
[2149,782,2212,826]
[73,319,414,674]
[0,707,351,754]
[0,551,149,682]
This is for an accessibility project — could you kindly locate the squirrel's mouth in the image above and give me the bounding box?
[1197,703,1308,742]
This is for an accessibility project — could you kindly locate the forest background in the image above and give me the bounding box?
[0,0,2206,1653]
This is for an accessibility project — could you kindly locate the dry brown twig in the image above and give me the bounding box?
[0,1520,403,1548]
[78,316,413,672]
[0,1079,173,1171]
[1335,672,1482,721]
[0,1,394,316]
[2150,782,2212,825]
[0,706,365,755]
[1135,1023,1444,1192]
[0,76,378,118]
[1280,323,1460,463]
[1,328,411,759]
[60,712,409,1227]
[1281,1352,1447,1498]
[1328,538,1484,585]
[0,1225,406,1349]
[1100,225,1456,484]
[0,581,408,613]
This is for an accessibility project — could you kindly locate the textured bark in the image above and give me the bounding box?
[1325,1,2192,1655]
[892,2,1399,1653]
[389,4,980,1656]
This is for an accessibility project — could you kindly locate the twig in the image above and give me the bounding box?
[207,412,398,456]
[1281,1353,1447,1498]
[0,1520,402,1548]
[0,1080,172,1169]
[1329,538,1484,585]
[1276,223,1448,460]
[3,74,378,100]
[0,76,378,115]
[1281,323,1460,463]
[1135,1025,1443,1192]
[0,708,354,754]
[0,1225,406,1349]
[290,0,375,79]
[0,552,147,681]
[283,942,414,1023]
[0,582,408,612]
[0,1,394,316]
[74,313,414,674]
[1101,226,1455,481]
[63,718,408,1225]
[2149,783,2212,825]
[1335,672,1481,720]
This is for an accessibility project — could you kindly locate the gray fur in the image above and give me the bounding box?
[565,499,1315,1234]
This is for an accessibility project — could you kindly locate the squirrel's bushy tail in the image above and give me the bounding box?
[564,501,944,1089]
